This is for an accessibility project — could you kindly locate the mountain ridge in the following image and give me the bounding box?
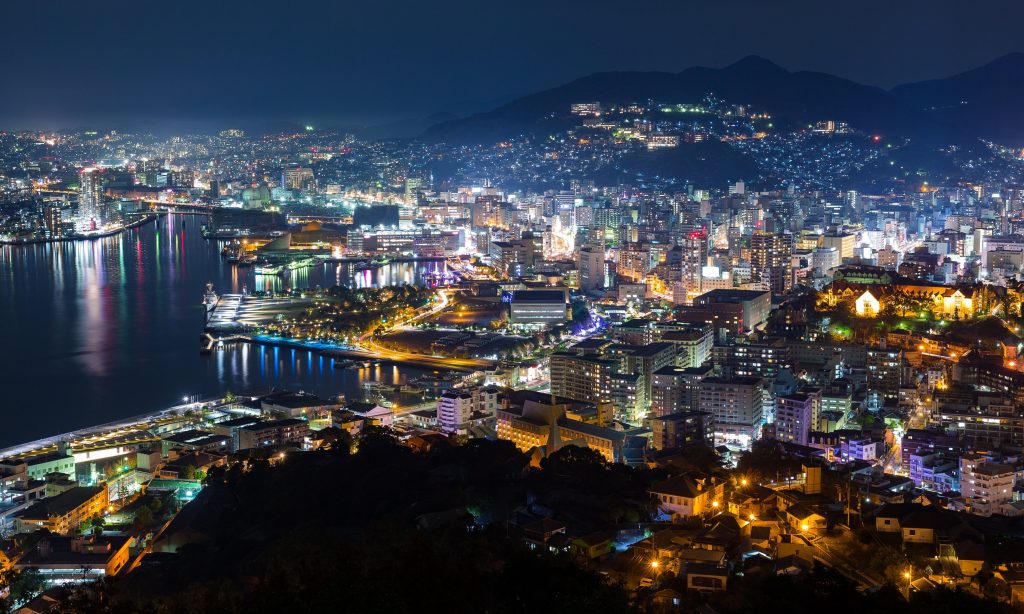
[422,53,1024,146]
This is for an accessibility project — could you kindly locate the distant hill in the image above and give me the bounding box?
[355,112,458,140]
[892,53,1024,144]
[422,56,970,146]
[594,140,762,187]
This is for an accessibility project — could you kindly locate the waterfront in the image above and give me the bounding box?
[0,213,445,448]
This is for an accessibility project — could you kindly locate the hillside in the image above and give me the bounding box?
[422,56,964,146]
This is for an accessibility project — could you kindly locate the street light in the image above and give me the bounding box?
[650,560,659,569]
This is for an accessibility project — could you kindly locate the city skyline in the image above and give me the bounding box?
[6,3,1024,612]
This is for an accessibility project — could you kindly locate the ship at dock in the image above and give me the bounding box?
[203,282,218,320]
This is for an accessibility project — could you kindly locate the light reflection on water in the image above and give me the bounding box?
[0,213,444,447]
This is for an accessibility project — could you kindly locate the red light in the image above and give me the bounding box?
[872,135,882,142]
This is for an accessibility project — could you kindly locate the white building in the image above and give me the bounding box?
[960,454,1016,516]
[436,386,501,434]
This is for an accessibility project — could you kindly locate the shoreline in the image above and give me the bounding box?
[0,212,161,245]
[0,397,209,461]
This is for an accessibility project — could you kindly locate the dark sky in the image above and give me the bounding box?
[2,0,1023,131]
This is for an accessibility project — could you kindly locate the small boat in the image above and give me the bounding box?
[286,257,316,271]
[255,264,284,275]
[363,381,396,394]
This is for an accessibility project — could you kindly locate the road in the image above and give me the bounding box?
[352,288,495,370]
[803,529,885,590]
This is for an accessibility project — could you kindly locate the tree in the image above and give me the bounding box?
[539,445,607,484]
[134,505,154,529]
[0,568,44,609]
[355,425,403,457]
[90,514,105,536]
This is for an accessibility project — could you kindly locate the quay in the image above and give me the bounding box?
[0,213,160,245]
[0,397,215,462]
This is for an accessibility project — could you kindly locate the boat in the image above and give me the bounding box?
[409,373,458,391]
[362,381,396,394]
[286,257,316,271]
[332,359,357,369]
[203,282,218,315]
[255,264,284,276]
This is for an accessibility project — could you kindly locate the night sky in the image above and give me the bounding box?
[3,0,1023,131]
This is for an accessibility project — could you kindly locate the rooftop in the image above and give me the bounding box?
[13,486,104,520]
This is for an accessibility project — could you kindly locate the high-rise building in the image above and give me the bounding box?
[654,323,713,368]
[549,353,615,406]
[866,347,903,402]
[404,177,423,203]
[750,230,792,294]
[577,245,606,292]
[78,168,103,230]
[678,229,707,301]
[650,411,712,450]
[650,364,711,416]
[697,376,765,448]
[775,393,813,446]
[819,232,856,261]
[43,205,63,239]
[282,167,314,191]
